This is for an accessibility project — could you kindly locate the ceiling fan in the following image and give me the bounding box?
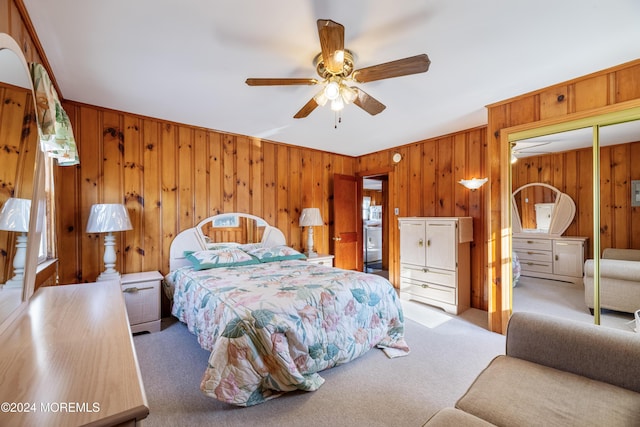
[245,19,431,120]
[511,141,552,163]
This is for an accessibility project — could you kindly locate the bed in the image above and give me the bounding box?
[166,213,409,406]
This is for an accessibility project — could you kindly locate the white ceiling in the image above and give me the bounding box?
[22,0,640,157]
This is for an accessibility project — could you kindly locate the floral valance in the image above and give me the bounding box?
[30,63,79,166]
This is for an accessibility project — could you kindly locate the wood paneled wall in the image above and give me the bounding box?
[356,126,488,310]
[56,101,355,283]
[487,58,640,332]
[1,0,46,69]
[512,141,640,256]
[1,0,44,284]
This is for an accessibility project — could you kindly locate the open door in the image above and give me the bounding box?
[332,174,362,270]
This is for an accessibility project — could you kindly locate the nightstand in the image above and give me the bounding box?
[121,271,163,333]
[306,254,335,267]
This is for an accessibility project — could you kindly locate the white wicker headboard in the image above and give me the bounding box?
[168,213,286,271]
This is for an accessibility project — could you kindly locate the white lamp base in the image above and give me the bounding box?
[305,226,317,258]
[97,232,122,282]
[4,233,27,288]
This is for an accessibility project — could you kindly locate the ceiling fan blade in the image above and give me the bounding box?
[245,78,318,86]
[293,97,319,119]
[352,87,386,116]
[352,54,431,83]
[317,19,345,75]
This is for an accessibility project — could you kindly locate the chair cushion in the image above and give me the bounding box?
[423,407,495,426]
[456,355,640,427]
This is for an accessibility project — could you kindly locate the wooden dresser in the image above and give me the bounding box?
[0,281,149,427]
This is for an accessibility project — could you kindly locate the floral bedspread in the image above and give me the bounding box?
[169,260,409,406]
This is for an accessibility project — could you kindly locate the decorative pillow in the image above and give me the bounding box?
[205,242,240,251]
[237,243,263,252]
[244,245,306,263]
[184,248,259,270]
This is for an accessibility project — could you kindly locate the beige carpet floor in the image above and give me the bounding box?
[133,276,636,426]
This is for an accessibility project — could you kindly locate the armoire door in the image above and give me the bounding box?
[399,220,426,266]
[425,221,457,270]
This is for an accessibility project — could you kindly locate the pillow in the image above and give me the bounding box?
[244,245,306,263]
[184,248,259,270]
[236,243,263,252]
[205,242,240,251]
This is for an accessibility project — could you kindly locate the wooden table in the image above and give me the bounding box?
[0,281,149,426]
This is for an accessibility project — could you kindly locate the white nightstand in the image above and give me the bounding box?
[121,271,163,333]
[306,254,335,267]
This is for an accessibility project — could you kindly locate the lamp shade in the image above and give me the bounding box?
[458,177,488,190]
[0,198,31,232]
[86,204,133,233]
[299,208,323,227]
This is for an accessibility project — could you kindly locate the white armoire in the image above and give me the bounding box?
[398,217,473,314]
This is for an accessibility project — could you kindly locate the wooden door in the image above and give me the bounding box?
[333,174,361,270]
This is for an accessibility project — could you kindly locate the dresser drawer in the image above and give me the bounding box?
[513,238,552,251]
[519,259,553,274]
[515,249,552,263]
[402,278,456,305]
[400,264,456,287]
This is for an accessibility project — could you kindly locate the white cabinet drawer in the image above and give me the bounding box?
[402,278,456,305]
[121,271,163,333]
[513,238,552,251]
[306,254,334,267]
[400,264,456,288]
[514,249,552,263]
[122,281,159,325]
[519,259,553,274]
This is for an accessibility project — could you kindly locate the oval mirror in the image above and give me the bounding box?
[0,33,40,331]
[512,182,576,236]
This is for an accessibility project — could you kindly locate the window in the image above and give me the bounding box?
[38,155,55,263]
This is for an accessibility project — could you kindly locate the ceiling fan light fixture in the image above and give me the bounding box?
[340,84,357,104]
[324,80,341,100]
[330,96,344,111]
[313,90,328,107]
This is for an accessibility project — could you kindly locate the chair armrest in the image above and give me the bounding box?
[584,259,640,282]
[603,248,640,261]
[506,312,640,392]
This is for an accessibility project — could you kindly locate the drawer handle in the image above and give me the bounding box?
[526,251,546,255]
[427,239,431,247]
[421,284,430,289]
[422,268,429,273]
[525,262,548,267]
[123,286,153,294]
[526,240,536,244]
[555,255,559,261]
[418,239,424,247]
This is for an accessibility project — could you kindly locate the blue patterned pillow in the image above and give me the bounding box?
[245,245,306,263]
[205,242,240,250]
[184,248,259,270]
[237,243,264,252]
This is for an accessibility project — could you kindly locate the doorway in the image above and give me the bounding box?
[363,175,389,279]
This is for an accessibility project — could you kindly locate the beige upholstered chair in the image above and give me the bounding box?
[584,248,640,314]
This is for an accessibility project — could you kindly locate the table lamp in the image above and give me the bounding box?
[299,208,323,257]
[0,198,31,288]
[86,203,132,281]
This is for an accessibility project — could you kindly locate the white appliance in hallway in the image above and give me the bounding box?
[364,205,382,263]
